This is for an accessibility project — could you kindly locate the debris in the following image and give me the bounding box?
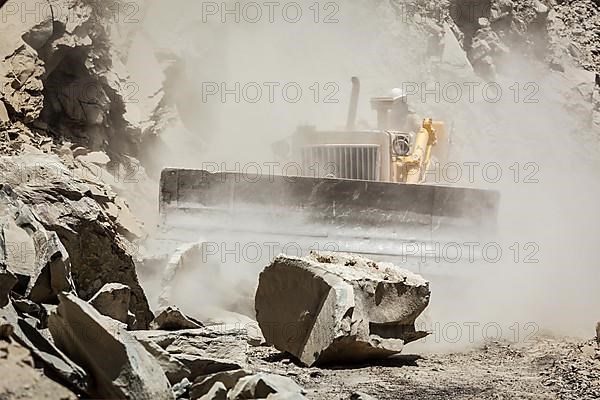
[190,369,251,399]
[0,302,89,392]
[351,392,378,400]
[0,100,9,122]
[88,283,132,325]
[134,328,248,381]
[266,394,308,399]
[477,17,490,28]
[200,310,265,346]
[533,0,549,15]
[48,293,174,399]
[75,151,111,166]
[255,252,430,366]
[0,316,13,338]
[229,373,305,399]
[196,381,228,400]
[0,266,17,308]
[151,306,204,331]
[138,338,191,385]
[173,377,192,398]
[0,187,76,304]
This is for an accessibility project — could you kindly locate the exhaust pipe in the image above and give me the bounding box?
[346,77,360,131]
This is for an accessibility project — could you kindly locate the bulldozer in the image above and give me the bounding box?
[158,78,500,260]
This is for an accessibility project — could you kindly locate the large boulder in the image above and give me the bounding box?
[255,252,430,366]
[0,154,153,328]
[48,293,174,400]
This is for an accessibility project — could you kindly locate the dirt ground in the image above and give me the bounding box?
[248,336,600,400]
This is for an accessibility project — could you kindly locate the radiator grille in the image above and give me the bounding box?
[301,145,381,181]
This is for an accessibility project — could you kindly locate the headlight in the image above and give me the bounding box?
[392,134,411,156]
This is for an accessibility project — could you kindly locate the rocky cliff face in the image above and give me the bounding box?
[0,0,157,329]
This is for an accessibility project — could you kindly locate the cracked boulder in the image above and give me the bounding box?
[255,252,430,366]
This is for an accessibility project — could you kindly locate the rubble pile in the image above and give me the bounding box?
[541,339,600,400]
[546,0,600,73]
[443,0,599,78]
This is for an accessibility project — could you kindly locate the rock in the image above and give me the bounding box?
[490,0,514,23]
[266,394,308,399]
[191,369,250,399]
[89,283,131,325]
[174,353,243,382]
[477,17,490,28]
[255,252,430,366]
[0,264,17,308]
[0,100,9,122]
[0,154,153,328]
[75,151,111,166]
[196,381,228,400]
[0,338,77,400]
[351,392,378,400]
[596,322,600,345]
[138,338,191,384]
[229,373,305,399]
[48,293,174,400]
[0,186,76,304]
[197,309,265,346]
[0,2,46,122]
[0,302,89,393]
[133,328,248,381]
[173,378,192,398]
[151,306,204,331]
[0,316,13,338]
[534,0,549,15]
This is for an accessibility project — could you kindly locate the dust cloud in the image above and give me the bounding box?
[134,0,600,348]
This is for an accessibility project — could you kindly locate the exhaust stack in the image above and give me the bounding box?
[346,77,360,131]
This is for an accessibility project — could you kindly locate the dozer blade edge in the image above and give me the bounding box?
[159,169,500,255]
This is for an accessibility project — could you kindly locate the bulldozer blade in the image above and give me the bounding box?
[159,169,500,257]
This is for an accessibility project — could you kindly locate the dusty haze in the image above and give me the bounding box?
[134,0,600,349]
